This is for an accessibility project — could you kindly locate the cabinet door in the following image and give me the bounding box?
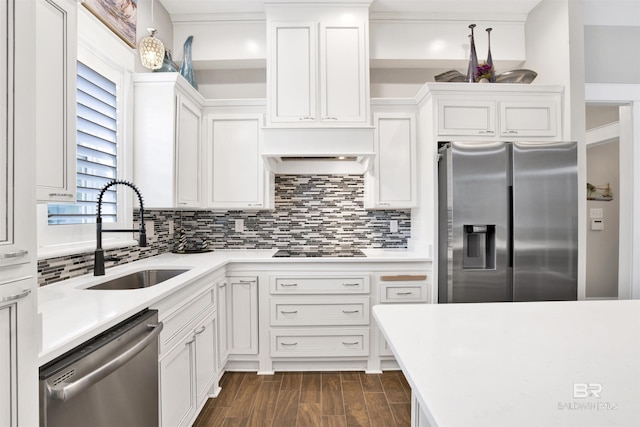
[438,100,496,137]
[0,278,36,427]
[206,114,265,209]
[35,0,77,203]
[194,311,217,405]
[319,21,368,124]
[500,100,559,138]
[368,113,417,209]
[175,94,202,208]
[268,22,317,124]
[160,335,196,427]
[0,304,16,427]
[228,277,259,355]
[217,281,229,368]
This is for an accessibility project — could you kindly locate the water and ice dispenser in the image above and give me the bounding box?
[463,225,496,270]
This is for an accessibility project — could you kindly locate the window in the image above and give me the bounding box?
[48,62,118,225]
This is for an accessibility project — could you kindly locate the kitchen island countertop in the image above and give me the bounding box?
[38,248,429,365]
[373,300,640,427]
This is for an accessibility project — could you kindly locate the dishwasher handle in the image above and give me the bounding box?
[48,322,163,402]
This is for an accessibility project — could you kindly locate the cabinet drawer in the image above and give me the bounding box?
[381,284,427,303]
[270,297,369,326]
[271,275,369,294]
[270,329,369,357]
[159,286,216,354]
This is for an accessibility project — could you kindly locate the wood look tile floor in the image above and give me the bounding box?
[193,371,412,427]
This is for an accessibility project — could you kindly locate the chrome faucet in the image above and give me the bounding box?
[94,180,147,276]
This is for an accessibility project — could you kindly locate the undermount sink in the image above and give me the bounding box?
[87,269,189,290]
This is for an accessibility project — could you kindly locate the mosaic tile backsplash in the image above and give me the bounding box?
[38,175,411,285]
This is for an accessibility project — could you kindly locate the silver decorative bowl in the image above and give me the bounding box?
[495,69,537,84]
[434,70,466,82]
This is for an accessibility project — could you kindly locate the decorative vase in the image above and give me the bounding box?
[179,36,198,89]
[486,28,496,83]
[466,24,478,83]
[154,50,178,73]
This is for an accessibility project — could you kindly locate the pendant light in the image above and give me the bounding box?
[139,0,165,70]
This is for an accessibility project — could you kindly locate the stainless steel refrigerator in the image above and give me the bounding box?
[438,141,578,303]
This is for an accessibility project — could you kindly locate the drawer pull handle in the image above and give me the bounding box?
[238,280,255,284]
[0,249,28,260]
[195,325,207,335]
[280,310,298,315]
[504,130,518,134]
[342,341,359,346]
[219,283,227,288]
[397,292,413,296]
[478,130,495,135]
[281,342,298,346]
[281,283,298,287]
[49,192,74,198]
[342,310,360,314]
[342,283,360,287]
[0,289,31,304]
[185,335,196,345]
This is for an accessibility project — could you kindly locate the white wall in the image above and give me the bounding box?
[586,141,620,298]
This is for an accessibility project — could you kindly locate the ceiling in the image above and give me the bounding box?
[158,0,543,20]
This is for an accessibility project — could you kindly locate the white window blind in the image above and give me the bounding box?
[48,62,118,225]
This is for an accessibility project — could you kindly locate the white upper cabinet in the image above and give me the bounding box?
[35,0,77,203]
[432,84,563,141]
[366,111,417,209]
[205,113,272,210]
[268,22,317,124]
[133,73,203,209]
[266,3,371,127]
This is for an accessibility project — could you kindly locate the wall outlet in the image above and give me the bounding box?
[235,219,244,233]
[145,220,155,237]
[168,219,174,235]
[390,220,398,233]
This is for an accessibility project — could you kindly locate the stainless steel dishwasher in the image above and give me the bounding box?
[39,309,163,427]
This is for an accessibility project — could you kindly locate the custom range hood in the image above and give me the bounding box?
[262,127,375,175]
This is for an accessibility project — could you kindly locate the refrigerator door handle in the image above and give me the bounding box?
[508,185,514,268]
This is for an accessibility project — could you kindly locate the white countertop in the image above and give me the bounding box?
[38,248,428,366]
[373,300,640,427]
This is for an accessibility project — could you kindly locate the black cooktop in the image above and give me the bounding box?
[273,249,366,258]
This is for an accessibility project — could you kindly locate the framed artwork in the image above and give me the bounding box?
[587,183,614,201]
[82,0,137,48]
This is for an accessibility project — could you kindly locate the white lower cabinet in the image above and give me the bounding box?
[0,303,15,427]
[155,278,218,427]
[269,273,371,361]
[377,274,429,358]
[228,276,259,355]
[412,394,432,427]
[217,279,230,370]
[160,333,196,427]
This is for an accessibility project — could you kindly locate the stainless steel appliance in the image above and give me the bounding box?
[438,141,578,303]
[39,309,163,427]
